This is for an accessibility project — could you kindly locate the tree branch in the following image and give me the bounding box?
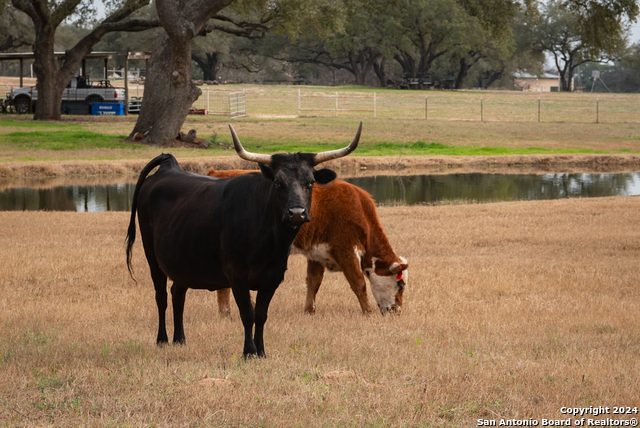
[10,0,42,25]
[155,0,189,40]
[202,22,267,39]
[60,0,159,78]
[201,13,275,39]
[103,0,151,24]
[100,18,161,33]
[0,35,32,51]
[50,0,83,27]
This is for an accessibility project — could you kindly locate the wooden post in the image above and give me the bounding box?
[373,92,376,118]
[538,97,540,123]
[19,58,23,88]
[481,96,483,122]
[124,53,129,116]
[425,95,428,120]
[298,88,301,116]
[335,91,338,117]
[596,97,599,123]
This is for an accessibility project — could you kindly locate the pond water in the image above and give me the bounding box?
[1,172,639,212]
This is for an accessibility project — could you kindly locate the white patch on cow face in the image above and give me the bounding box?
[292,243,341,272]
[365,257,407,314]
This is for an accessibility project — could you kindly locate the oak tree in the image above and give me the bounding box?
[128,0,347,144]
[8,0,159,120]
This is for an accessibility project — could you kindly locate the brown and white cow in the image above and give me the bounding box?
[208,168,408,315]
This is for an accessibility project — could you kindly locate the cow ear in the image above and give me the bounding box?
[259,163,275,180]
[389,260,409,275]
[313,168,337,184]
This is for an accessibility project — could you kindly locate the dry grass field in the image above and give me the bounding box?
[1,196,639,427]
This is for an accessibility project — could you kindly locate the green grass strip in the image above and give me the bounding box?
[0,130,129,151]
[0,119,84,130]
[1,118,636,156]
[208,139,637,157]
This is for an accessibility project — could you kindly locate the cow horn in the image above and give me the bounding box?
[314,121,362,165]
[229,124,272,166]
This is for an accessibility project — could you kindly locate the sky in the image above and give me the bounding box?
[631,21,640,43]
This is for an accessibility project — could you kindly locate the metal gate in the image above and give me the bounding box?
[229,89,246,118]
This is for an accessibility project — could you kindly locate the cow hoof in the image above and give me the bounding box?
[243,344,258,359]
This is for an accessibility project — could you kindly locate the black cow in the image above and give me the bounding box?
[126,123,362,357]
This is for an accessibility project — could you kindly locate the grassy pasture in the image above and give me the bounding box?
[0,85,639,163]
[0,116,639,164]
[192,85,640,124]
[1,197,639,427]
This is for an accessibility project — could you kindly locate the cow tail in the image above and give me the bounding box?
[126,154,167,281]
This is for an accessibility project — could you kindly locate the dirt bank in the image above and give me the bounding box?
[1,153,640,180]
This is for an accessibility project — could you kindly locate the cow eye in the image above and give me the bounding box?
[274,181,284,189]
[307,182,314,189]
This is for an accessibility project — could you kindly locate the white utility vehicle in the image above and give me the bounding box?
[7,76,125,114]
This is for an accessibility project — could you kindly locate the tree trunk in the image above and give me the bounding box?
[32,28,65,120]
[373,57,387,88]
[394,51,417,89]
[560,68,573,92]
[483,69,504,88]
[128,33,201,144]
[559,65,571,91]
[454,52,483,90]
[193,52,219,81]
[348,51,366,85]
[454,57,469,90]
[128,0,233,144]
[394,52,416,76]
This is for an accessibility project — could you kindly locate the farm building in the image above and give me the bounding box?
[514,72,560,92]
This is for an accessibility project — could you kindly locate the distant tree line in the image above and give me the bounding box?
[0,0,638,142]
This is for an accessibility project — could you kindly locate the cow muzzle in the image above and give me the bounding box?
[287,207,309,227]
[379,304,402,315]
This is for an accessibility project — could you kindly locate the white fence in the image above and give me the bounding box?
[190,87,246,118]
[229,90,246,118]
[297,88,377,117]
[181,86,640,124]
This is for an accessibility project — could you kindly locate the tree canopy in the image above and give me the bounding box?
[5,0,159,119]
[535,0,630,91]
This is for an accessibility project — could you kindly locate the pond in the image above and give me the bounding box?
[1,172,639,212]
